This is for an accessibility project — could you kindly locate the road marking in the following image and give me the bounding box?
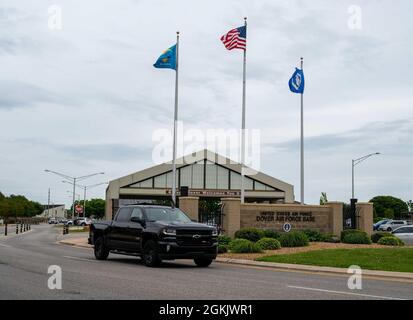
[63,256,98,263]
[0,243,12,248]
[287,285,406,300]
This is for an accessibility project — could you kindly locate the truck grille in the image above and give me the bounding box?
[176,229,213,246]
[176,229,212,236]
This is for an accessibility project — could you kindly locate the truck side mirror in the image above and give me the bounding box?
[131,217,144,225]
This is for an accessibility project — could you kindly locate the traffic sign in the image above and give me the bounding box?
[75,205,83,214]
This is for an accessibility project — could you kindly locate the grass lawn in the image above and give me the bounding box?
[257,248,413,273]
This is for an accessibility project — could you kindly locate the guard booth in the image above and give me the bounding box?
[105,149,295,221]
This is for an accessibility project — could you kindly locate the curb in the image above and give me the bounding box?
[58,239,92,249]
[215,257,413,281]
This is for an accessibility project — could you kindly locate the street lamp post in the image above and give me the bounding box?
[63,181,108,218]
[350,152,380,228]
[45,170,104,219]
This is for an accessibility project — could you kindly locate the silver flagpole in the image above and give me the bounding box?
[172,31,179,206]
[300,57,304,205]
[240,17,247,204]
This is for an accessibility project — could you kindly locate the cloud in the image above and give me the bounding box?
[0,0,412,206]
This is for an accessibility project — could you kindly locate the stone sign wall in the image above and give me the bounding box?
[221,199,345,237]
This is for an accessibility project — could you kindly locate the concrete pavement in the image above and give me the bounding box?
[0,224,412,300]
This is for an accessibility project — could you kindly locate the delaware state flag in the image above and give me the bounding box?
[153,44,177,70]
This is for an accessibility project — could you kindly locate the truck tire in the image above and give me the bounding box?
[94,237,109,260]
[143,240,161,267]
[194,258,213,267]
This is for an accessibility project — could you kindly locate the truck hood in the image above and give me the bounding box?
[151,220,214,230]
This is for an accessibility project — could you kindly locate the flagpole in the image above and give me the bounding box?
[240,17,247,204]
[172,31,179,206]
[300,57,304,205]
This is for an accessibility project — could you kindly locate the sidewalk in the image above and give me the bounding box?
[58,236,413,281]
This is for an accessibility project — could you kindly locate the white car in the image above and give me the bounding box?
[74,218,92,226]
[392,225,413,245]
[378,220,408,232]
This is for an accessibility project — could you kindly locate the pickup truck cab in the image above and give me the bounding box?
[88,204,218,267]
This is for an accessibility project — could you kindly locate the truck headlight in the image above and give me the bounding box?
[212,229,218,236]
[163,228,176,236]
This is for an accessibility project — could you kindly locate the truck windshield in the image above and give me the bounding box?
[144,207,191,222]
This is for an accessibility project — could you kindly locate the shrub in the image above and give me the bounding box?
[340,229,364,242]
[218,235,232,246]
[229,238,262,253]
[378,236,404,246]
[302,229,325,242]
[342,231,372,244]
[218,244,228,253]
[262,229,280,239]
[322,233,341,243]
[371,232,392,243]
[234,228,264,242]
[279,231,309,247]
[256,237,281,250]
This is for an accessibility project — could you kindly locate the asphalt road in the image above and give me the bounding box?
[0,224,412,300]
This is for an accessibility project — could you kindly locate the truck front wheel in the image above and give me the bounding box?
[94,237,109,260]
[143,240,161,267]
[194,258,213,267]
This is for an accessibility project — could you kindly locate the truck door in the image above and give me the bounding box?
[126,207,144,252]
[108,207,133,250]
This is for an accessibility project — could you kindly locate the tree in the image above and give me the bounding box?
[369,196,409,219]
[0,192,43,218]
[319,192,328,205]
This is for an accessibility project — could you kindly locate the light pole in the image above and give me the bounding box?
[351,152,380,199]
[63,181,108,217]
[45,170,104,219]
[350,152,380,228]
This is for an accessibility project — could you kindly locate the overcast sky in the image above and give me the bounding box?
[0,0,412,207]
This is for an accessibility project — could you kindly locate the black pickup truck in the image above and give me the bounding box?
[88,204,218,267]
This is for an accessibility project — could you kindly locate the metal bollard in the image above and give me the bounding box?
[4,223,7,236]
[20,223,23,233]
[16,224,19,234]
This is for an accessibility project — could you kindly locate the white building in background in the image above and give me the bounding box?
[38,204,66,219]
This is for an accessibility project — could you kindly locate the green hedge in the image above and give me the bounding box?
[371,232,392,243]
[378,236,404,246]
[218,244,228,253]
[322,234,341,243]
[302,229,325,242]
[229,238,262,253]
[218,235,232,246]
[234,228,264,242]
[256,237,281,250]
[262,229,280,239]
[342,231,372,244]
[279,231,309,247]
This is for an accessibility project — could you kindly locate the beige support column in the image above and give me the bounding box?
[356,202,374,236]
[179,197,199,221]
[221,198,241,237]
[326,202,343,236]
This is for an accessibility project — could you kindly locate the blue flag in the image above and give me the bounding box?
[289,68,305,94]
[154,44,176,70]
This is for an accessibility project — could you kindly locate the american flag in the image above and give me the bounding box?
[220,25,246,50]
